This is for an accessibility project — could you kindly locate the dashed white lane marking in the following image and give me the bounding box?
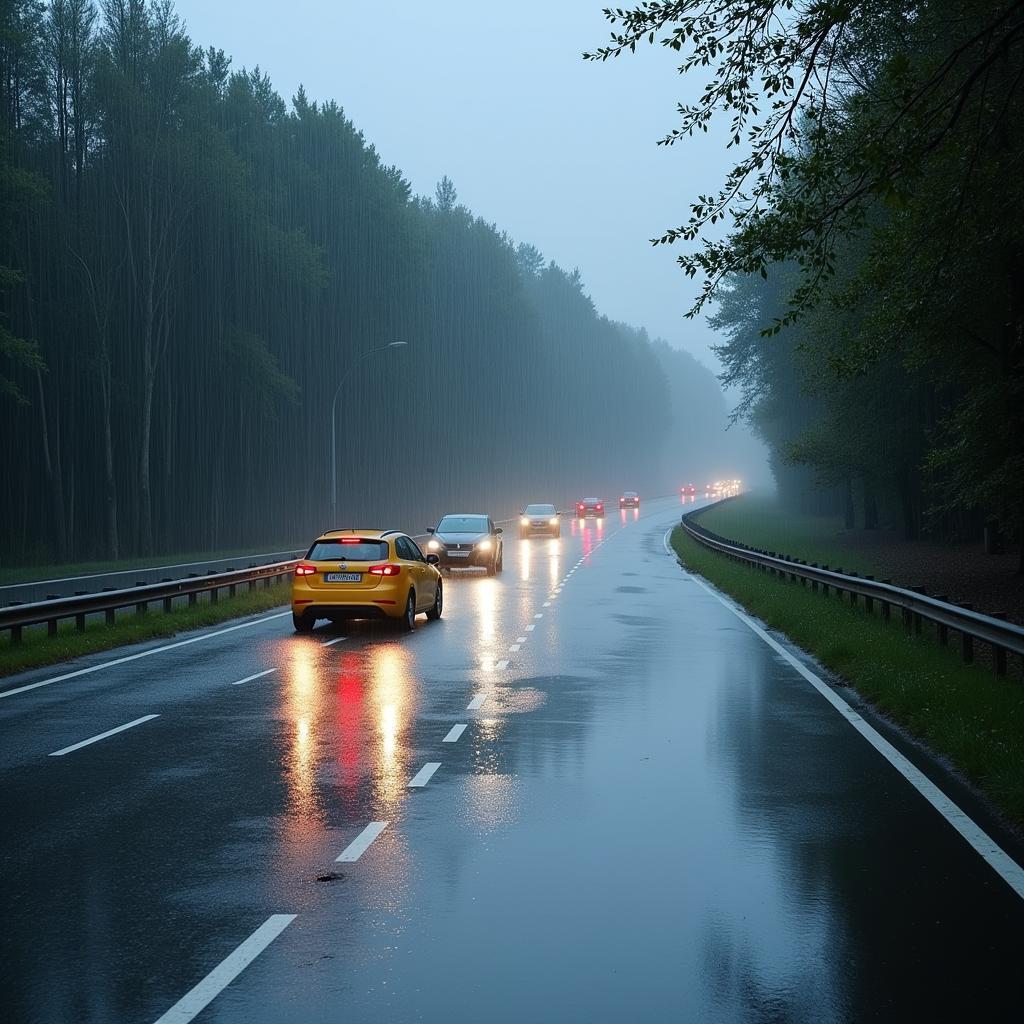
[525,624,536,632]
[321,636,347,647]
[467,693,487,710]
[231,668,277,686]
[152,914,296,1024]
[543,601,551,607]
[49,714,160,757]
[660,525,1024,902]
[495,659,509,671]
[516,636,527,644]
[508,644,521,652]
[443,724,467,743]
[534,613,543,619]
[408,762,441,788]
[0,611,292,701]
[336,821,388,862]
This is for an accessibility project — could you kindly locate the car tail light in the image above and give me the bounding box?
[596,504,603,511]
[295,563,316,576]
[369,564,401,576]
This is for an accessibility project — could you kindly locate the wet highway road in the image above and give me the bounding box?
[2,496,1023,1023]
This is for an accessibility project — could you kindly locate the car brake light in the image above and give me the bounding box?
[369,564,401,576]
[295,563,316,576]
[340,537,362,544]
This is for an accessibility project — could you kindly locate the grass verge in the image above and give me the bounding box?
[671,524,1024,825]
[0,581,290,678]
[696,494,880,576]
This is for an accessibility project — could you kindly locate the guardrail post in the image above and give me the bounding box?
[75,591,87,632]
[960,603,974,663]
[47,618,57,637]
[811,565,819,592]
[934,596,949,644]
[11,624,22,644]
[864,576,874,612]
[103,586,116,625]
[911,587,926,634]
[991,612,1008,676]
[209,571,219,605]
[881,580,893,622]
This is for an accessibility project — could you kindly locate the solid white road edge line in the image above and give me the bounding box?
[151,914,296,1024]
[443,724,467,743]
[321,636,347,647]
[661,525,1024,902]
[0,611,292,701]
[336,821,389,862]
[467,693,486,710]
[408,762,441,788]
[49,714,160,757]
[231,668,277,686]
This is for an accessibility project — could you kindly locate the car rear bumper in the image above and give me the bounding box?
[292,602,398,622]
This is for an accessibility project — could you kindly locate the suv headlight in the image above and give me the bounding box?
[477,539,492,552]
[427,539,440,551]
[548,518,557,526]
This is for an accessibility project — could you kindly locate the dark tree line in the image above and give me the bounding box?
[0,0,734,566]
[592,1,1024,560]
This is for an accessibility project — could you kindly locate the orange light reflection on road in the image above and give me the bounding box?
[280,641,326,853]
[368,644,417,811]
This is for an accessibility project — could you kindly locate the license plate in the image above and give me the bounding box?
[325,572,362,582]
[447,551,470,558]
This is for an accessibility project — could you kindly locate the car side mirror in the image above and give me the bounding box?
[426,527,435,534]
[426,553,440,565]
[495,527,503,535]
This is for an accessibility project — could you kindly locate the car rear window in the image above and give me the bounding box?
[307,539,388,561]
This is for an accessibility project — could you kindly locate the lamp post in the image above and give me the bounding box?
[330,341,408,525]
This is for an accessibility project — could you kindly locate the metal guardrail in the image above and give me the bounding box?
[680,505,1024,676]
[1,560,298,644]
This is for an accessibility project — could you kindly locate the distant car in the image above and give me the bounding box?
[619,491,640,509]
[575,497,604,518]
[519,503,560,538]
[426,514,504,574]
[291,529,442,633]
[681,484,697,497]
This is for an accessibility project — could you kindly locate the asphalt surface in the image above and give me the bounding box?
[2,495,1023,1023]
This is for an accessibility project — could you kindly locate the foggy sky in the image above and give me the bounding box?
[171,0,733,369]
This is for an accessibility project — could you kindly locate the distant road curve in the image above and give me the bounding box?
[0,550,304,606]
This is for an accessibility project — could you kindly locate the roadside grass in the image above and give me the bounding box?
[0,581,290,678]
[0,545,299,587]
[670,525,1024,826]
[697,494,881,576]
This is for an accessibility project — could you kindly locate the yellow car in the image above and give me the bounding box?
[291,530,442,633]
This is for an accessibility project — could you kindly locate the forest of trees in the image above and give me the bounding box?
[594,1,1024,557]
[0,0,739,566]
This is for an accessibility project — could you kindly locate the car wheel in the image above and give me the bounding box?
[485,556,496,577]
[496,547,503,573]
[399,590,416,631]
[292,611,314,634]
[426,580,443,620]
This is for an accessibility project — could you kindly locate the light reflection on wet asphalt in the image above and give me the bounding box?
[0,496,1023,1022]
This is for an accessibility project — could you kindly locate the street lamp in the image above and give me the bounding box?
[330,342,407,525]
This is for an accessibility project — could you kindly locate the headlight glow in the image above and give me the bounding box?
[477,539,492,552]
[520,517,529,526]
[548,518,557,526]
[427,539,440,551]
